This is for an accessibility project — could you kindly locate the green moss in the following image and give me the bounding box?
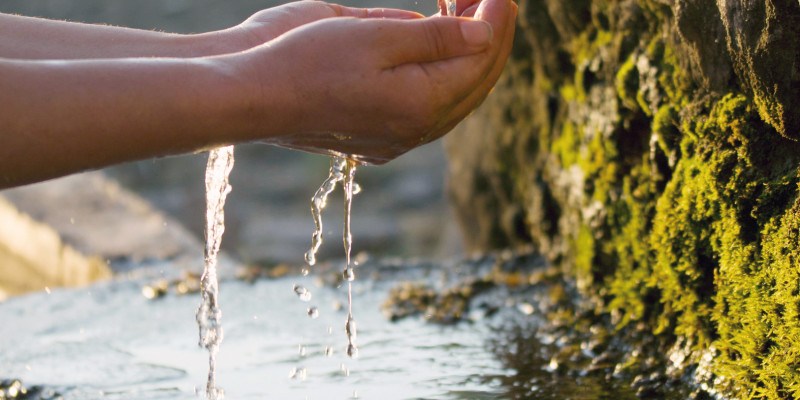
[552,120,581,167]
[559,61,800,396]
[753,87,787,135]
[648,38,690,108]
[573,224,595,278]
[652,104,680,158]
[616,55,640,111]
[459,0,800,396]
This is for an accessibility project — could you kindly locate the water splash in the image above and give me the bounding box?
[293,284,312,302]
[304,157,348,266]
[196,145,234,400]
[304,156,361,358]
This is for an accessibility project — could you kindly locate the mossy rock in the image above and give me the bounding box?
[444,0,800,398]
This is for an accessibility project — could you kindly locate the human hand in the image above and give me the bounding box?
[238,0,517,164]
[222,1,425,53]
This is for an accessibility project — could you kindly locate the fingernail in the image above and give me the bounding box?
[459,20,492,46]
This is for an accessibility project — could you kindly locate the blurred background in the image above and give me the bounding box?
[0,0,465,277]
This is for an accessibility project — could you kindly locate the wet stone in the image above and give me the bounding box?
[0,380,61,400]
[383,250,715,399]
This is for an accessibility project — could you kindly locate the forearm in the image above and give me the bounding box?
[0,13,245,59]
[0,55,284,188]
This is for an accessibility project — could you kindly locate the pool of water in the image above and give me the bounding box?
[0,270,516,400]
[0,255,717,400]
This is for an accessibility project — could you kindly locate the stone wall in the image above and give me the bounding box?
[445,0,800,397]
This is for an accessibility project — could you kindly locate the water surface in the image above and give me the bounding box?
[0,273,510,399]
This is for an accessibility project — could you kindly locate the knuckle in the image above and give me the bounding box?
[423,22,449,59]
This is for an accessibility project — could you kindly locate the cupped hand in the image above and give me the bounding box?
[242,0,517,164]
[227,1,425,51]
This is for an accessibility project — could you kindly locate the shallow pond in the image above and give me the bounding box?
[0,268,513,399]
[0,257,711,400]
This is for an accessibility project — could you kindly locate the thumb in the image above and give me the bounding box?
[378,17,493,66]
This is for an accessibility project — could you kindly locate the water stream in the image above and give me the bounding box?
[341,159,359,358]
[303,156,362,359]
[445,0,456,16]
[196,145,235,400]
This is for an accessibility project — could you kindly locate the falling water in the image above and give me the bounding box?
[195,145,234,400]
[304,156,361,358]
[304,157,347,267]
[445,0,456,16]
[341,159,359,358]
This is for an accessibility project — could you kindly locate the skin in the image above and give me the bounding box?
[0,0,516,188]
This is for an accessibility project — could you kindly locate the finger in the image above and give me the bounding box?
[448,1,517,127]
[461,2,481,17]
[377,17,493,66]
[415,0,513,94]
[423,0,517,143]
[456,0,482,16]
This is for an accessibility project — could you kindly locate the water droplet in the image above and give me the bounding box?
[304,251,316,266]
[301,268,310,276]
[298,345,307,357]
[288,367,308,380]
[324,346,334,357]
[345,315,358,358]
[346,343,359,358]
[517,302,535,315]
[307,307,319,318]
[345,317,357,341]
[293,284,312,302]
[343,267,355,282]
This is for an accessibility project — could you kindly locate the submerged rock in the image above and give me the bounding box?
[445,0,800,398]
[0,379,61,400]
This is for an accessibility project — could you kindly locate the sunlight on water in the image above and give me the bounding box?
[303,156,361,359]
[341,158,359,358]
[196,145,234,400]
[304,157,346,267]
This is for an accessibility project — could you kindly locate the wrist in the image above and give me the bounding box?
[173,29,250,57]
[202,49,299,146]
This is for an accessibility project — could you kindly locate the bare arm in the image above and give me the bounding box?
[0,13,232,59]
[0,56,269,187]
[0,3,424,60]
[0,0,515,188]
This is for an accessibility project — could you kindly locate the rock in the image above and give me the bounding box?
[0,171,231,297]
[0,195,109,298]
[2,171,202,267]
[715,0,800,138]
[445,0,800,397]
